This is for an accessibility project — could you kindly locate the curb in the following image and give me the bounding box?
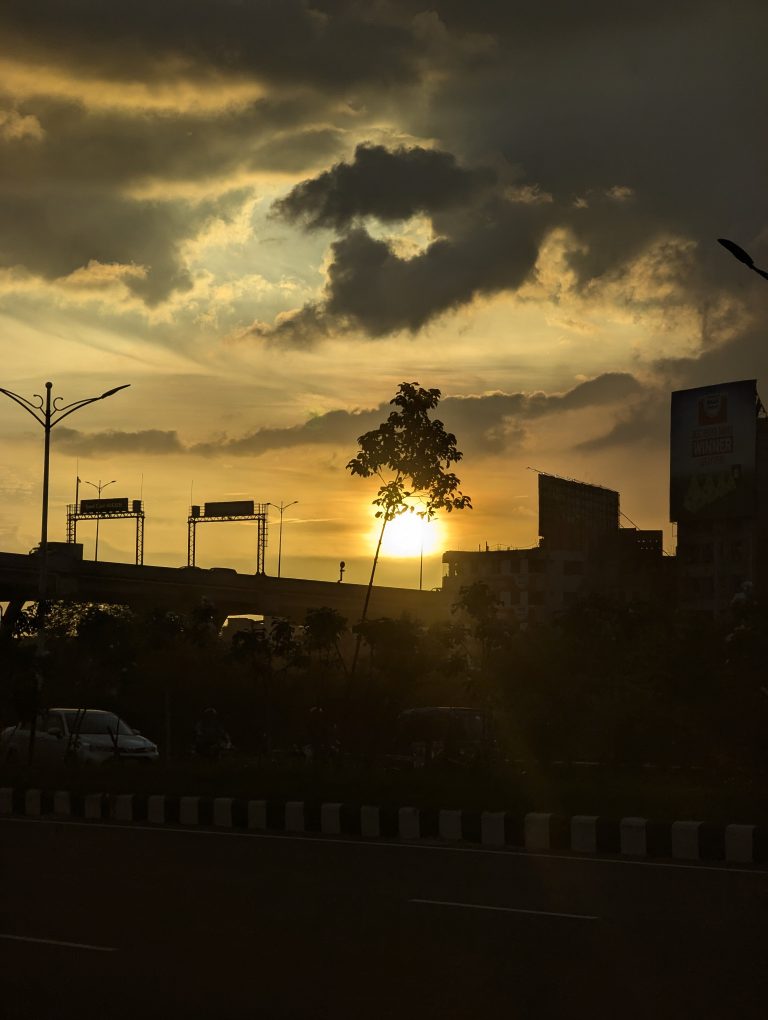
[1,787,765,865]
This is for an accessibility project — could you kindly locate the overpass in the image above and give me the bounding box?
[0,550,451,631]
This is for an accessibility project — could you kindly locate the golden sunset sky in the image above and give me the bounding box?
[1,1,767,590]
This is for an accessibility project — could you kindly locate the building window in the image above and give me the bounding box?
[563,560,583,575]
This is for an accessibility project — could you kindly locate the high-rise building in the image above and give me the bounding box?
[671,379,767,616]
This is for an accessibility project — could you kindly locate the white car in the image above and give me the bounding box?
[1,708,159,765]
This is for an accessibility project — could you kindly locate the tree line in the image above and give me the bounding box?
[2,579,767,770]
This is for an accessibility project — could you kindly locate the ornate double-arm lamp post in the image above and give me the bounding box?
[0,381,130,621]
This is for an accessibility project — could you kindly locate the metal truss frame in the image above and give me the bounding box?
[66,503,145,565]
[187,504,268,573]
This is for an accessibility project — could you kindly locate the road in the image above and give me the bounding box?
[2,818,767,1018]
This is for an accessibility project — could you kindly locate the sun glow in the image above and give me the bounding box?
[372,512,444,559]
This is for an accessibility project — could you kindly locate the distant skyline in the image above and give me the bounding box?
[1,2,767,589]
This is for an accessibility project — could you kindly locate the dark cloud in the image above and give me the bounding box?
[0,96,347,188]
[0,1,425,92]
[0,90,345,301]
[442,372,644,453]
[52,373,640,459]
[418,3,768,287]
[255,2,767,344]
[0,185,248,303]
[196,372,644,457]
[257,198,547,340]
[652,310,768,395]
[1,0,765,342]
[273,143,494,230]
[55,427,185,455]
[190,407,378,457]
[50,371,640,459]
[573,395,668,453]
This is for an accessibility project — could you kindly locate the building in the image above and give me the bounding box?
[671,379,768,617]
[442,473,666,627]
[538,472,619,551]
[442,545,589,626]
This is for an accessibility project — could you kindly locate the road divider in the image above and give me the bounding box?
[1,785,765,865]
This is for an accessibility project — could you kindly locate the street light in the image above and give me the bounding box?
[717,238,768,281]
[81,478,117,562]
[0,381,130,618]
[419,513,425,591]
[268,500,298,579]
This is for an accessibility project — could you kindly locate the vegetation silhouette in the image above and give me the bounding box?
[3,560,767,777]
[346,381,471,675]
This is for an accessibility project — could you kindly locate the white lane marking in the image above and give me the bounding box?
[0,933,117,952]
[410,898,599,920]
[2,816,766,876]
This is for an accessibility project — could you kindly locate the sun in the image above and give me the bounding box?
[373,512,443,559]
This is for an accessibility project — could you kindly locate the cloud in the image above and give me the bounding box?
[573,394,668,452]
[273,143,495,230]
[0,184,250,304]
[441,372,644,453]
[0,1,427,95]
[250,2,767,346]
[0,106,43,141]
[55,427,185,455]
[255,197,548,340]
[205,372,643,458]
[0,0,765,360]
[49,373,640,460]
[59,261,147,289]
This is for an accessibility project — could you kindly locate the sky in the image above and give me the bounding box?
[1,0,767,590]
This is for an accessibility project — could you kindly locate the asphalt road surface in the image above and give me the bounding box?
[2,818,767,1019]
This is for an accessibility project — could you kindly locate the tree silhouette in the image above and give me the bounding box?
[347,381,471,674]
[304,606,348,668]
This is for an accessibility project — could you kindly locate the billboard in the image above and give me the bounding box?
[670,379,757,522]
[538,473,619,549]
[204,500,255,518]
[79,497,129,514]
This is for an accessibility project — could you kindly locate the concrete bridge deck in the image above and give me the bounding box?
[0,551,450,626]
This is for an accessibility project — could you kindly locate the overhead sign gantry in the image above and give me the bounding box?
[66,497,145,565]
[187,499,268,573]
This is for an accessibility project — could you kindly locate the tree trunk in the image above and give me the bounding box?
[350,514,388,678]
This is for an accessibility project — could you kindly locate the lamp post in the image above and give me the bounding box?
[269,500,297,579]
[419,514,425,591]
[0,380,128,765]
[0,381,130,619]
[81,478,117,562]
[717,238,768,281]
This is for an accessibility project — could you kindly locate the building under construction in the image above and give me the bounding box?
[443,472,666,627]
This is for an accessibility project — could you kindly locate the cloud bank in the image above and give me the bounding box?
[54,372,644,458]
